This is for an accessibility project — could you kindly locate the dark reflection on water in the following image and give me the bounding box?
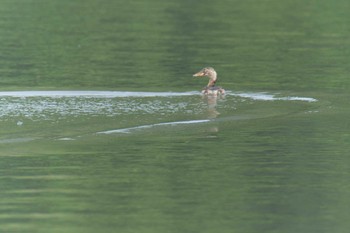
[1,0,350,232]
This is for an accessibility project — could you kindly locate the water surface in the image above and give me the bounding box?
[1,1,350,233]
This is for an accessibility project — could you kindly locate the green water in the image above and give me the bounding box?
[1,1,350,233]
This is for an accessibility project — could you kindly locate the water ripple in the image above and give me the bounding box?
[97,119,211,134]
[0,91,317,121]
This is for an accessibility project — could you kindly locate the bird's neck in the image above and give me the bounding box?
[207,74,217,87]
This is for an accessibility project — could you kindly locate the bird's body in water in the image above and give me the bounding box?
[193,67,225,95]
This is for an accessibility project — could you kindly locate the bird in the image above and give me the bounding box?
[193,67,225,95]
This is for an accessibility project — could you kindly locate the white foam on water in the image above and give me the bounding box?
[0,90,317,102]
[97,119,211,134]
[0,91,199,98]
[0,92,204,120]
[0,91,317,121]
[56,137,76,141]
[229,92,317,102]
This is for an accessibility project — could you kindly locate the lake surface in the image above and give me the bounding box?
[1,1,350,233]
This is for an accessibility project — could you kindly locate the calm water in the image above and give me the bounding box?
[1,1,350,233]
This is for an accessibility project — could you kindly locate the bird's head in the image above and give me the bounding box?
[193,67,217,79]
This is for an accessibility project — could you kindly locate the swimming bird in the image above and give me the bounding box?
[193,67,225,95]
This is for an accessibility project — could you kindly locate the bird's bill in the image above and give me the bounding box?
[193,71,205,77]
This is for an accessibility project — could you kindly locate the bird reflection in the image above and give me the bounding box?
[203,94,224,119]
[201,93,226,138]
